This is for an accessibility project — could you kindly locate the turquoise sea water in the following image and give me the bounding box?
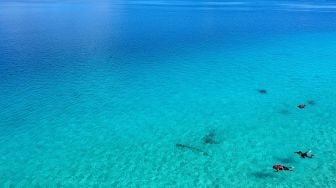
[1,1,336,187]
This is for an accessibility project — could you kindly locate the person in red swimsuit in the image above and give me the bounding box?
[273,165,294,172]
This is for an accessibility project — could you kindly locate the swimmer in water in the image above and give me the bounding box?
[298,104,306,109]
[295,150,314,159]
[273,165,294,172]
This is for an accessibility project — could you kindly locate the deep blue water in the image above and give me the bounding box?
[1,1,336,187]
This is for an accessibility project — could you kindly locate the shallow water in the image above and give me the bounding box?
[1,1,336,187]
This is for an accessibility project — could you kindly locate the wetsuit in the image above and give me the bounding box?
[295,151,313,158]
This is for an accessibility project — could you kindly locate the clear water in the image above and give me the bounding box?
[1,1,336,187]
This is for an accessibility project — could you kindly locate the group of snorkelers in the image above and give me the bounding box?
[273,102,314,172]
[256,90,316,172]
[273,150,314,172]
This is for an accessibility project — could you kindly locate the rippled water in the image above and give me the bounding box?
[1,1,336,187]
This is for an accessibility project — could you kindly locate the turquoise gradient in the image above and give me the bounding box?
[1,1,336,187]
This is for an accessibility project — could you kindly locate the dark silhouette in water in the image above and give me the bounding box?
[297,104,306,109]
[202,130,220,144]
[251,171,274,179]
[295,150,314,159]
[278,109,290,115]
[274,156,296,164]
[176,143,209,156]
[257,89,267,94]
[307,100,315,106]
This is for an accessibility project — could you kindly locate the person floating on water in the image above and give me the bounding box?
[295,150,314,159]
[273,165,294,172]
[298,104,306,109]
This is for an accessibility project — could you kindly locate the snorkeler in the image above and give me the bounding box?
[297,104,306,109]
[273,165,294,172]
[295,150,314,159]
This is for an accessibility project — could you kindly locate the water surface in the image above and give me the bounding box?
[1,1,336,187]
